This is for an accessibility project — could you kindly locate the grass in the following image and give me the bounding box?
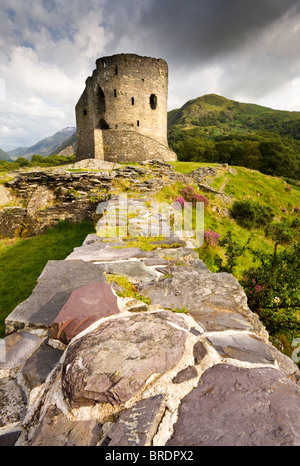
[113,236,182,251]
[0,220,94,337]
[170,161,218,174]
[153,163,300,280]
[105,274,151,304]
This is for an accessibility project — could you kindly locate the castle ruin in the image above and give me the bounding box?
[75,54,177,163]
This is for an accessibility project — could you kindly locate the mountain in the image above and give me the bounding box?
[167,94,300,179]
[7,127,76,160]
[168,94,300,137]
[50,132,77,156]
[0,148,12,162]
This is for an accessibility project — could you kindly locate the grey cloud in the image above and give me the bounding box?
[102,0,300,66]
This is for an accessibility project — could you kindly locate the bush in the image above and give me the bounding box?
[231,200,274,229]
[241,242,300,338]
[179,186,209,206]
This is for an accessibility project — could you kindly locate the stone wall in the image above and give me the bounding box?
[1,194,300,447]
[0,161,235,238]
[75,54,177,163]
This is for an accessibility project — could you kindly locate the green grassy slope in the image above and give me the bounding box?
[167,94,300,180]
[168,93,300,138]
[168,161,300,277]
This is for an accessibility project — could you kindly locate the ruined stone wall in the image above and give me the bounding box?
[101,130,178,163]
[1,194,300,447]
[75,54,177,163]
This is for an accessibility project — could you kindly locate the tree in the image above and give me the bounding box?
[259,140,297,177]
[15,157,30,167]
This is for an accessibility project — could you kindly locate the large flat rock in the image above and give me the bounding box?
[167,364,300,446]
[62,311,188,407]
[5,260,106,334]
[107,260,162,283]
[140,270,265,336]
[66,243,153,262]
[206,332,275,365]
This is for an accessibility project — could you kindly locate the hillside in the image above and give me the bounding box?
[168,94,300,135]
[50,131,77,156]
[0,148,12,162]
[167,94,300,179]
[7,127,76,160]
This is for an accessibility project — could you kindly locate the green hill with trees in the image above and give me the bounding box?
[168,94,300,180]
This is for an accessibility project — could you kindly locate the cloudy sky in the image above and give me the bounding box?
[1,0,300,151]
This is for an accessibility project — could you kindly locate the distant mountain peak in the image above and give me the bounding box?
[7,127,77,160]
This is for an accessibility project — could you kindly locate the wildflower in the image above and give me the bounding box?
[204,229,221,246]
[173,197,186,209]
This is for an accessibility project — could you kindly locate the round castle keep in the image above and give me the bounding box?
[75,54,177,163]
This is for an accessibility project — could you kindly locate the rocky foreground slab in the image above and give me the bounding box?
[1,195,300,446]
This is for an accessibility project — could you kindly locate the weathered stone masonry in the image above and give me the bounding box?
[1,191,300,446]
[75,54,177,163]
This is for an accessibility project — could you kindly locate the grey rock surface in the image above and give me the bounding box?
[0,331,44,372]
[140,269,265,336]
[106,395,165,446]
[28,405,102,446]
[206,332,275,364]
[5,260,106,334]
[167,364,300,446]
[21,339,64,389]
[0,378,26,428]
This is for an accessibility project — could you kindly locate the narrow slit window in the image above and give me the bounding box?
[83,109,88,116]
[115,66,118,75]
[137,120,140,126]
[131,97,135,105]
[114,89,117,98]
[150,94,157,110]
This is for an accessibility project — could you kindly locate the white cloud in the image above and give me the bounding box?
[0,1,111,150]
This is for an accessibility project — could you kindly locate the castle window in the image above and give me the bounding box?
[115,66,118,75]
[114,89,117,98]
[137,120,140,127]
[131,97,135,106]
[83,109,88,116]
[97,118,110,130]
[150,94,157,110]
[95,85,106,114]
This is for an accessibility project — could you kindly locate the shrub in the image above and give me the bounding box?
[241,242,300,338]
[231,200,274,229]
[179,186,210,206]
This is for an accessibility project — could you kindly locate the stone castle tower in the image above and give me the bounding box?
[75,54,177,163]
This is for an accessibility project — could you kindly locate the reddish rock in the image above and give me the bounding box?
[49,281,120,344]
[62,312,188,407]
